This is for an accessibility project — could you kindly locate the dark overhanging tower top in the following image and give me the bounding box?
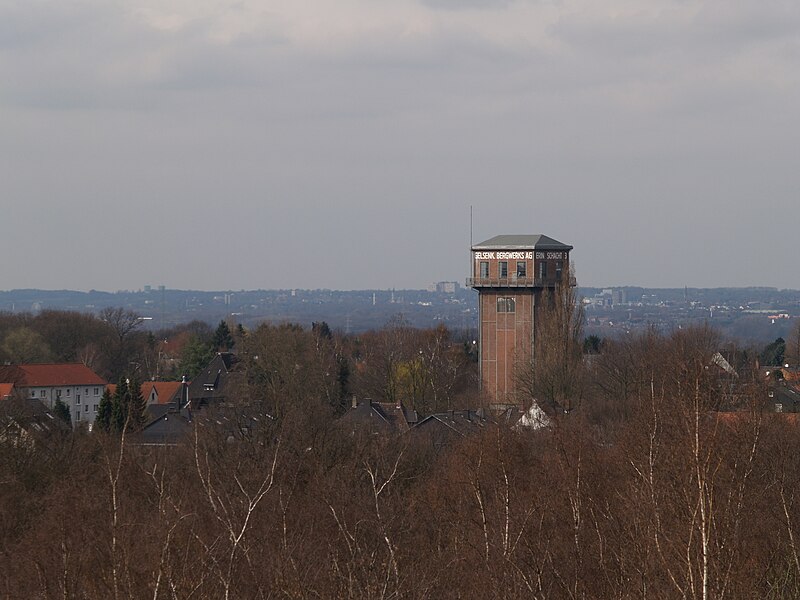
[472,234,573,251]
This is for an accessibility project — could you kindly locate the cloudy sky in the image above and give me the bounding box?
[2,0,799,291]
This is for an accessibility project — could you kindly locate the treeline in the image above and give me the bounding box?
[0,310,479,419]
[0,308,250,384]
[2,324,800,598]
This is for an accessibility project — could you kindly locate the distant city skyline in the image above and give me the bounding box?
[2,1,799,292]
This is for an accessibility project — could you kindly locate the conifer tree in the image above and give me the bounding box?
[95,388,113,432]
[127,376,147,431]
[213,320,235,351]
[53,397,71,425]
[111,377,129,433]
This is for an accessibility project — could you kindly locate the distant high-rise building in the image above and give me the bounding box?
[433,281,459,294]
[468,234,573,407]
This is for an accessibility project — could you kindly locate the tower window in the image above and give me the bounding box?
[480,261,489,278]
[496,297,516,313]
[538,261,547,279]
[556,261,563,280]
[516,261,526,277]
[499,261,508,278]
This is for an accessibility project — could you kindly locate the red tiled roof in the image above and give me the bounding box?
[0,383,15,399]
[0,364,107,387]
[141,381,183,404]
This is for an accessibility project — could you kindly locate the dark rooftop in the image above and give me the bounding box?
[472,234,572,251]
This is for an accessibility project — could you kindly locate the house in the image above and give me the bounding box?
[766,382,800,413]
[133,402,274,447]
[409,409,492,450]
[0,398,71,446]
[187,353,242,407]
[134,405,194,446]
[141,381,184,406]
[103,381,187,435]
[0,364,108,426]
[338,398,418,436]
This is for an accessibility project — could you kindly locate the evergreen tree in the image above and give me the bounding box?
[53,397,71,425]
[180,336,215,379]
[761,337,786,367]
[336,355,350,410]
[111,377,129,433]
[127,376,147,431]
[312,321,332,340]
[213,320,235,351]
[95,388,113,432]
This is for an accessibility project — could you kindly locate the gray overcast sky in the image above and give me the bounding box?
[2,0,799,291]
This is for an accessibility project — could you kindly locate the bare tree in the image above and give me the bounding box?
[516,278,585,413]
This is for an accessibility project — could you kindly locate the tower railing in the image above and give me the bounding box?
[466,276,576,288]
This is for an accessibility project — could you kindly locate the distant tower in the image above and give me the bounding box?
[468,234,573,407]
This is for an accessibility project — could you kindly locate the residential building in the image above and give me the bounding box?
[339,397,418,436]
[187,353,242,407]
[0,364,108,426]
[141,381,184,406]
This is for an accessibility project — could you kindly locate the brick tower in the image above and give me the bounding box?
[468,234,573,407]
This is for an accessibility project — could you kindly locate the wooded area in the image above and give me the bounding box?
[2,309,800,598]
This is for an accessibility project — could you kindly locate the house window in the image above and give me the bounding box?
[538,261,547,279]
[30,390,36,398]
[94,405,98,412]
[94,388,99,396]
[40,390,46,398]
[75,412,80,421]
[776,403,783,413]
[516,262,526,278]
[499,261,508,278]
[66,388,70,396]
[57,389,62,398]
[85,388,89,395]
[76,395,81,405]
[496,297,516,313]
[480,261,489,279]
[556,261,563,280]
[85,405,89,412]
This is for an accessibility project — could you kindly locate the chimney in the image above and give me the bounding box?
[173,375,187,414]
[351,395,358,409]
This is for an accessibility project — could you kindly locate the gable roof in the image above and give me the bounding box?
[141,381,184,405]
[410,410,491,437]
[0,398,71,440]
[339,399,417,435]
[187,353,241,405]
[472,234,572,251]
[0,364,107,387]
[133,409,194,446]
